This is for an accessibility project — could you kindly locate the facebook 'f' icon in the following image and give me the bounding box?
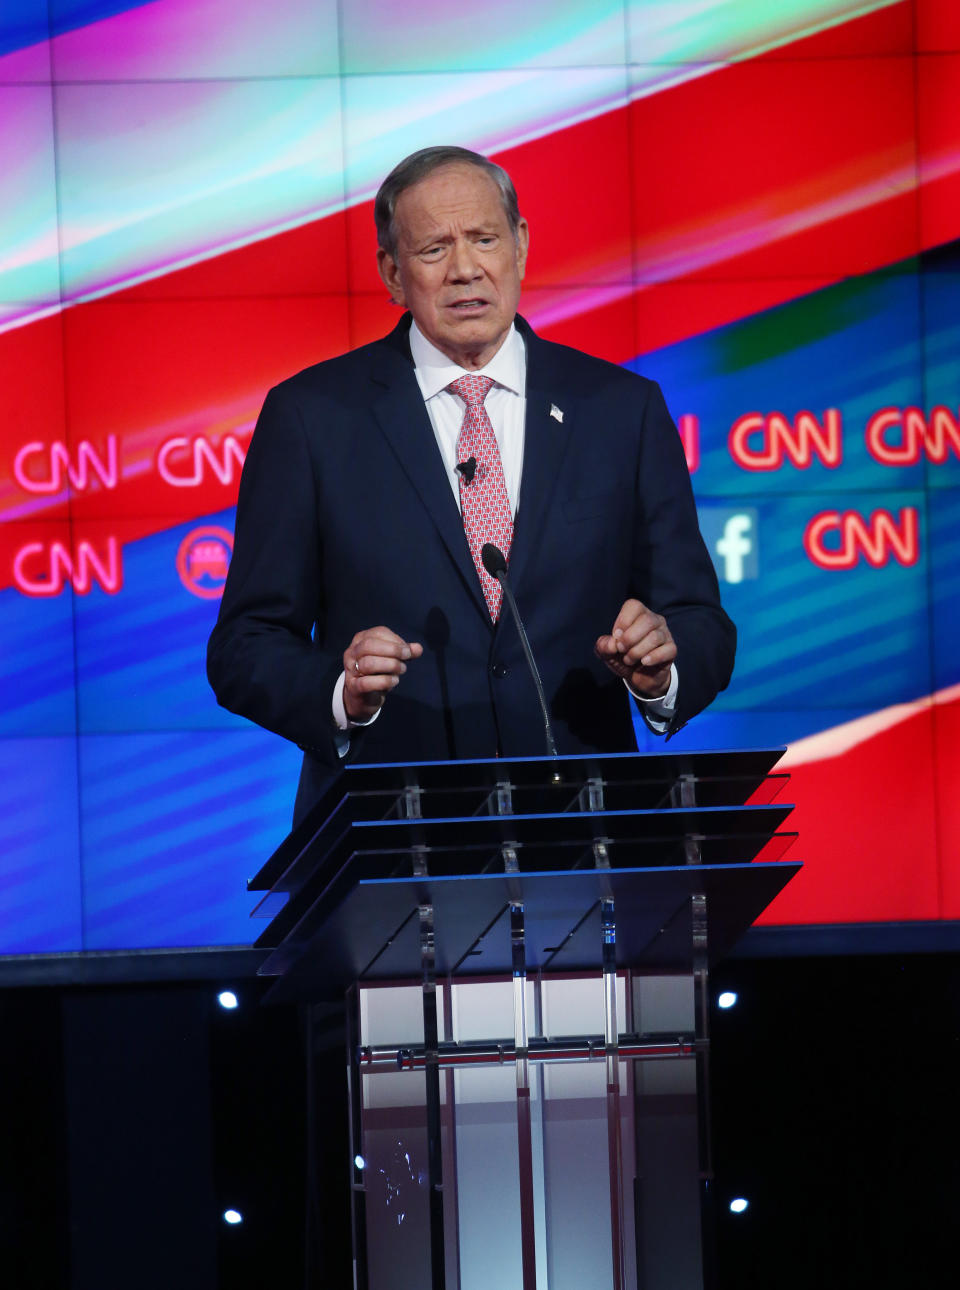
[716,514,754,583]
[697,507,759,584]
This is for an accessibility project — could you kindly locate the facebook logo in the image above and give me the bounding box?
[697,507,759,584]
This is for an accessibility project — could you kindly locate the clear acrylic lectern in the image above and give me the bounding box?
[249,749,798,1290]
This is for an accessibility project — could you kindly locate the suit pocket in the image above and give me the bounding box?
[562,491,616,522]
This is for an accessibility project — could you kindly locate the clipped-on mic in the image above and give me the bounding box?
[481,542,558,759]
[456,456,477,484]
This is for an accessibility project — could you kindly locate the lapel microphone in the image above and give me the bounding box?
[481,543,558,759]
[456,456,477,483]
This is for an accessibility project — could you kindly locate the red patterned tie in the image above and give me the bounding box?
[449,374,514,620]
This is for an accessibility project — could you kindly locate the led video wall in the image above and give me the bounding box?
[2,0,959,954]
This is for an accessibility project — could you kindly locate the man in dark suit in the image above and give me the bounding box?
[207,147,735,822]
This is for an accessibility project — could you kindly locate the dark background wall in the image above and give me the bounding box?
[2,951,958,1289]
[0,976,309,1290]
[711,952,960,1288]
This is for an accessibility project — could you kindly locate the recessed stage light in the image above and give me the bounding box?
[717,991,738,1009]
[223,1209,243,1225]
[729,1197,749,1214]
[217,990,239,1010]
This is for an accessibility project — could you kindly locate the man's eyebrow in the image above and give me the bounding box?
[408,223,499,250]
[401,226,448,250]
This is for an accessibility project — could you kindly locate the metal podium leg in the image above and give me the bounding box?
[346,984,369,1290]
[692,891,716,1290]
[601,898,627,1290]
[419,889,447,1290]
[439,981,462,1290]
[593,817,627,1290]
[511,901,538,1290]
[405,780,447,1290]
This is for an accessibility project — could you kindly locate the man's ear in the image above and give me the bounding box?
[515,218,530,280]
[377,248,405,305]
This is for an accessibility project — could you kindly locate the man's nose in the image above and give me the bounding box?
[446,240,482,281]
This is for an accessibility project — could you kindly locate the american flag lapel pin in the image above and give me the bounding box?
[549,403,563,423]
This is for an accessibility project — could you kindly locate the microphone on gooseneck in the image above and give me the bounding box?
[456,456,477,484]
[481,542,558,759]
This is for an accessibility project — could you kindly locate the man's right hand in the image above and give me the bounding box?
[343,627,423,723]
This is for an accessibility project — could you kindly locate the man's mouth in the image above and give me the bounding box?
[448,298,489,312]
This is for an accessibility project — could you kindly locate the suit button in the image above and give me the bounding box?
[491,663,509,678]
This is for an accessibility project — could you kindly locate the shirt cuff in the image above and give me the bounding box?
[626,663,678,734]
[332,670,383,737]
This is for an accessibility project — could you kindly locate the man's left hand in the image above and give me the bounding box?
[595,599,676,699]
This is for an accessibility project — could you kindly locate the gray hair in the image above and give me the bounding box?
[374,146,522,260]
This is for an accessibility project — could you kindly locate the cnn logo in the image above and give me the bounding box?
[804,508,918,569]
[13,537,123,596]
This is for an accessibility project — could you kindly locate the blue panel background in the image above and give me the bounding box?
[0,3,158,57]
[635,269,926,496]
[73,511,246,734]
[79,728,302,948]
[0,736,83,952]
[0,575,78,736]
[0,2,48,57]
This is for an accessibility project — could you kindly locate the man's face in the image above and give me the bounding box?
[377,163,529,370]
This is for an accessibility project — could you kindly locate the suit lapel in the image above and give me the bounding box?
[368,320,490,621]
[507,320,576,600]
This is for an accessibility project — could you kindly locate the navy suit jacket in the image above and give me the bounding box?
[207,314,735,822]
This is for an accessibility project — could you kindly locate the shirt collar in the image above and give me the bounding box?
[410,319,526,401]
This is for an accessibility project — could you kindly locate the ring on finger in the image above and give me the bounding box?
[354,658,361,675]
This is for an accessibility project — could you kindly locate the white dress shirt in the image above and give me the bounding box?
[332,320,677,739]
[410,318,526,514]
